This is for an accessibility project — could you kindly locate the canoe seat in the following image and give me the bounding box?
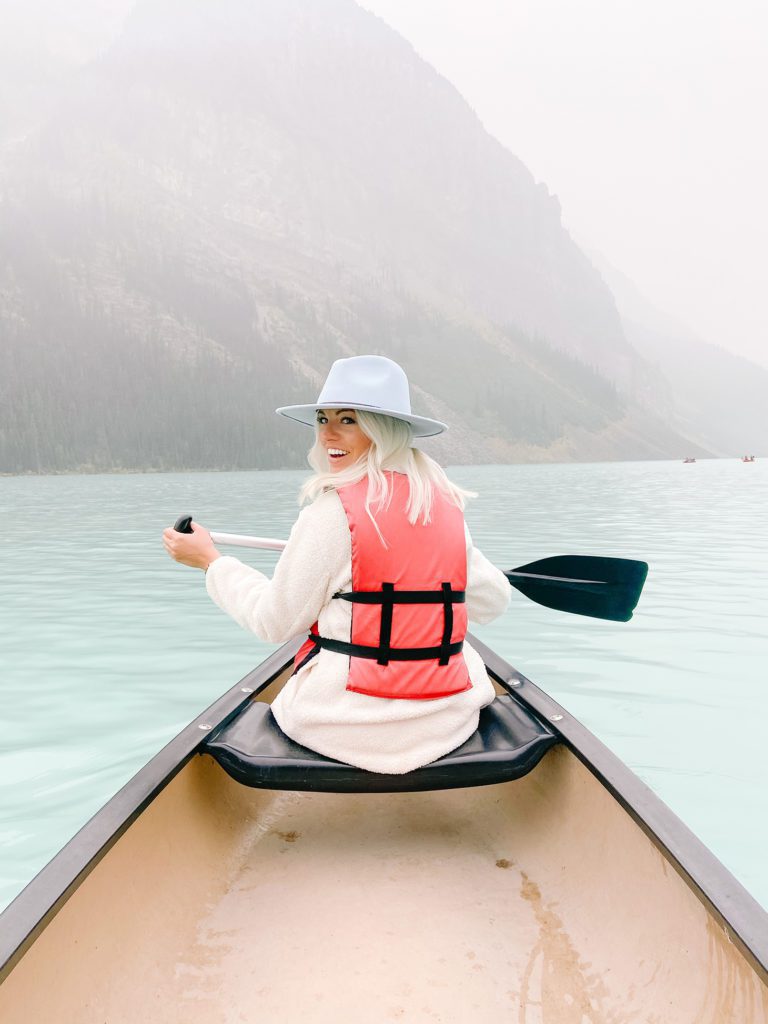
[203,695,558,793]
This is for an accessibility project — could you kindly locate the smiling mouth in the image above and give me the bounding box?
[327,448,350,460]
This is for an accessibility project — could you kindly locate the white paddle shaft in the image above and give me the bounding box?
[210,531,287,552]
[207,531,606,587]
[207,532,599,581]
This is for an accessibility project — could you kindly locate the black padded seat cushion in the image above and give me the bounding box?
[203,695,558,793]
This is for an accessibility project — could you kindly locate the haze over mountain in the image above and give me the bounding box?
[591,252,768,458]
[0,0,758,473]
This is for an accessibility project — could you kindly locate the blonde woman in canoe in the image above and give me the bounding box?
[163,355,510,774]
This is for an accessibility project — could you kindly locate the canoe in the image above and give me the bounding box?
[1,635,767,1023]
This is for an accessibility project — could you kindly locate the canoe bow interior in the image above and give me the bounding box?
[0,637,766,1024]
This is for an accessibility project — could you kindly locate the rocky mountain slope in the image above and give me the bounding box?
[0,0,724,472]
[592,253,767,457]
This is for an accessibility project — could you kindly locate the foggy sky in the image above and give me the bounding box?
[362,0,768,369]
[2,0,766,368]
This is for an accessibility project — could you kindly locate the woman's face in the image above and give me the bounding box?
[316,408,372,472]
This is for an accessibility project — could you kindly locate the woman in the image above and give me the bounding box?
[163,355,510,774]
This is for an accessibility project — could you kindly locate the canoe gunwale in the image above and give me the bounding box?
[1,633,766,990]
[0,637,305,984]
[472,635,768,985]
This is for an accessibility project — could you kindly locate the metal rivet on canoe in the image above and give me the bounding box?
[241,687,254,693]
[198,724,212,731]
[510,679,522,687]
[550,714,564,722]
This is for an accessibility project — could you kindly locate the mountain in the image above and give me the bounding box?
[0,0,131,145]
[592,253,768,457]
[0,0,714,472]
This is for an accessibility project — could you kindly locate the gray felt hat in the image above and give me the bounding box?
[276,355,447,437]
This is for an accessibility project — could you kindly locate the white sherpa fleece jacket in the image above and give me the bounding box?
[205,488,511,774]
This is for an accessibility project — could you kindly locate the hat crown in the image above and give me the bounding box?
[275,353,447,437]
[316,355,411,415]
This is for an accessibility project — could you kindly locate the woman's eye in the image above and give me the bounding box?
[316,416,328,424]
[341,417,356,424]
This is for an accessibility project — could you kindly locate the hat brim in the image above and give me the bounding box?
[275,403,447,438]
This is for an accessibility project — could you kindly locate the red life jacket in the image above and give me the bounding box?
[294,472,471,700]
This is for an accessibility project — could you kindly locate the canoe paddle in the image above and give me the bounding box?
[504,555,647,622]
[173,516,647,622]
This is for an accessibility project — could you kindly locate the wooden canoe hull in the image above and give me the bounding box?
[1,641,766,1023]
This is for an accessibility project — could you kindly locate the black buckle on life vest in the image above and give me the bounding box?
[321,582,466,667]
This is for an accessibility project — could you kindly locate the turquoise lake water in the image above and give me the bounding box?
[1,460,766,913]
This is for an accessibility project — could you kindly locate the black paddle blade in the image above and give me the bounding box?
[505,555,648,622]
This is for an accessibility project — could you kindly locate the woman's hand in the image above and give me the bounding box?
[162,521,221,571]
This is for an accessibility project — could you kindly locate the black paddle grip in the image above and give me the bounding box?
[174,515,194,534]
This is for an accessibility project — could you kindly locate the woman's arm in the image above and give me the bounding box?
[203,500,343,644]
[464,525,511,624]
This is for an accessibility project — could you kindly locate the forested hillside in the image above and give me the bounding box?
[0,0,717,472]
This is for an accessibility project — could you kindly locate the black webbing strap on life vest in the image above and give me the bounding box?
[308,582,466,668]
[440,582,454,666]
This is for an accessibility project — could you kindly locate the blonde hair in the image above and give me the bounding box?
[299,410,474,541]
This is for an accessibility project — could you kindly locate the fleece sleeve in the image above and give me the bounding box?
[464,525,511,624]
[204,503,335,643]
